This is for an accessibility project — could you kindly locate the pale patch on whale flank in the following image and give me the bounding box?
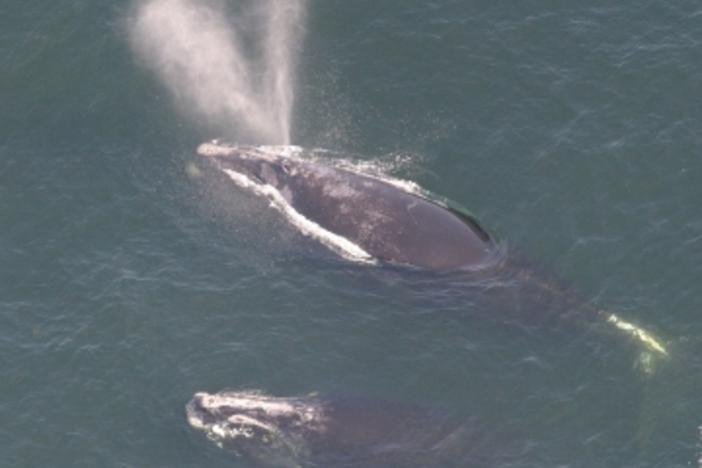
[222,168,377,264]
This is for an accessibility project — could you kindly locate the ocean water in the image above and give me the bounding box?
[2,1,702,466]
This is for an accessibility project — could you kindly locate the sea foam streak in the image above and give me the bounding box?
[128,0,306,144]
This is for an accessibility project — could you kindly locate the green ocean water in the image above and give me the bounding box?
[2,1,702,466]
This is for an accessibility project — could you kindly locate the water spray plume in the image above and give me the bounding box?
[261,0,306,145]
[129,0,306,144]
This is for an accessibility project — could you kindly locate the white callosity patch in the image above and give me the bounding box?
[206,415,276,449]
[188,392,325,466]
[258,145,305,159]
[197,141,234,158]
[188,390,328,447]
[199,391,325,425]
[197,141,280,162]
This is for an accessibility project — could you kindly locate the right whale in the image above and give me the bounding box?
[198,141,499,271]
[197,141,668,358]
[186,389,515,467]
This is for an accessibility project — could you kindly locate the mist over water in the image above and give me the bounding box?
[129,0,306,144]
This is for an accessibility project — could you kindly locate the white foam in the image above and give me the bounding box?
[320,154,432,199]
[221,168,377,264]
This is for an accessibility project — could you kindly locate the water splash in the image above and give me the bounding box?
[128,0,306,144]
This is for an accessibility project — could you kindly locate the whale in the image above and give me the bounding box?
[196,141,668,358]
[198,141,500,271]
[186,390,511,467]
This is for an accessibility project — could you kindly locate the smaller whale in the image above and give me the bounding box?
[186,390,511,467]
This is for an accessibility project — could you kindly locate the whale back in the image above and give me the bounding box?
[277,159,499,271]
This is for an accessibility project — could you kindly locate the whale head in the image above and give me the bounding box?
[186,390,325,465]
[197,141,298,189]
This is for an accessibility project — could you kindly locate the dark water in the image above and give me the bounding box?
[3,1,702,466]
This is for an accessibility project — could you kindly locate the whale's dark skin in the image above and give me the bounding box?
[198,143,499,271]
[186,390,514,467]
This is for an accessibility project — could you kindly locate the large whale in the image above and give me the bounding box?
[186,390,511,467]
[196,141,667,357]
[198,141,499,271]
